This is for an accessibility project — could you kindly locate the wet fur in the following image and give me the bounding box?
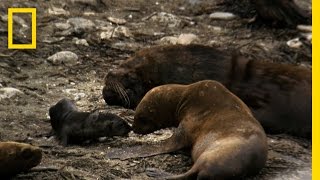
[131,80,268,179]
[103,44,311,138]
[0,142,42,176]
[49,98,131,145]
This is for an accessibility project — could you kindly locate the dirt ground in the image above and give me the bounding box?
[0,0,311,179]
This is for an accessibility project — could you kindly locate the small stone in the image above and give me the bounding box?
[159,36,178,45]
[55,22,72,30]
[150,12,182,28]
[73,37,89,46]
[297,25,312,32]
[100,26,132,39]
[67,17,95,34]
[83,12,95,16]
[0,87,23,100]
[159,33,198,45]
[47,51,79,66]
[287,38,303,48]
[177,33,199,45]
[209,12,236,20]
[301,33,312,42]
[107,17,127,25]
[48,6,70,16]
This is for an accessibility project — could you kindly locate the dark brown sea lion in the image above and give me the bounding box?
[102,44,311,138]
[252,0,311,27]
[49,98,131,145]
[0,142,42,176]
[107,80,268,179]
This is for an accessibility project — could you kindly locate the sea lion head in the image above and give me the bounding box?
[103,66,146,109]
[49,98,78,131]
[132,86,181,134]
[0,142,42,176]
[94,112,132,136]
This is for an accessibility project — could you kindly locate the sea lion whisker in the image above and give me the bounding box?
[114,82,130,107]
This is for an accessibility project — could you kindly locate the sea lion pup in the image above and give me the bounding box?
[0,142,42,176]
[49,98,131,145]
[102,44,311,138]
[252,0,311,27]
[107,80,268,179]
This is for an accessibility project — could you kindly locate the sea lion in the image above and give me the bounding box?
[102,44,311,138]
[252,0,311,27]
[49,98,131,145]
[0,142,42,176]
[107,80,268,179]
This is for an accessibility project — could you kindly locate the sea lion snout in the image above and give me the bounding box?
[103,68,146,108]
[109,117,132,136]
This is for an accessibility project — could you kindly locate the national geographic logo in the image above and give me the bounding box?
[7,8,36,49]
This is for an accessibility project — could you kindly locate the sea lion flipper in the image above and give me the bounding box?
[145,168,173,179]
[106,130,187,160]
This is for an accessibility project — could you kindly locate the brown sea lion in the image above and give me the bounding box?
[0,142,42,176]
[102,44,311,138]
[49,98,131,145]
[252,0,311,27]
[107,80,268,179]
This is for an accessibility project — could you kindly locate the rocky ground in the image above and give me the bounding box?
[0,0,311,179]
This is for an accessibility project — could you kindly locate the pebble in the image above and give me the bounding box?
[159,36,179,44]
[297,25,312,32]
[47,51,79,66]
[0,87,23,100]
[287,38,303,48]
[159,33,198,45]
[107,17,127,25]
[177,33,199,45]
[100,26,132,39]
[300,33,312,42]
[55,22,72,30]
[73,37,89,46]
[67,17,95,34]
[150,12,181,28]
[209,12,236,20]
[48,6,70,16]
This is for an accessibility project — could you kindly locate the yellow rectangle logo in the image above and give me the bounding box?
[8,8,36,49]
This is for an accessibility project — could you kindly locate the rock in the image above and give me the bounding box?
[177,33,199,45]
[209,12,236,20]
[55,22,72,30]
[48,6,70,16]
[0,87,23,100]
[47,51,79,66]
[100,26,132,39]
[73,37,89,46]
[107,17,127,25]
[150,12,182,28]
[159,36,179,45]
[297,25,312,32]
[83,12,96,16]
[159,33,198,45]
[67,17,95,34]
[42,37,65,44]
[287,38,303,48]
[300,33,312,42]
